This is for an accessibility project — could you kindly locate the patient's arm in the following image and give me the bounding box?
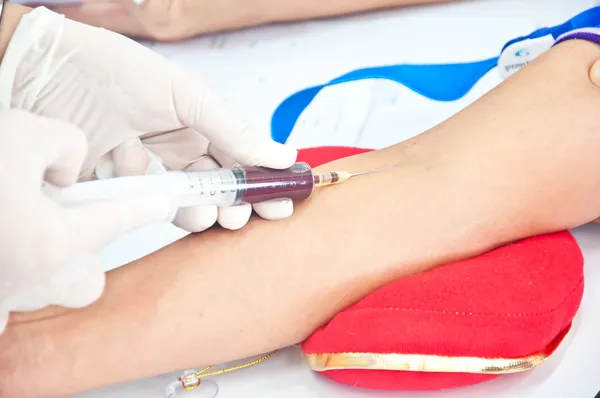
[257,0,455,26]
[47,0,456,41]
[3,39,600,397]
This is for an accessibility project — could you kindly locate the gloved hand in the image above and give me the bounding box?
[0,6,297,232]
[0,109,174,334]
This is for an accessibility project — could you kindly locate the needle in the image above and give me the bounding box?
[347,165,398,178]
[313,165,397,187]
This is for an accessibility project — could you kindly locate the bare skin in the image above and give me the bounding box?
[38,0,457,41]
[2,38,600,397]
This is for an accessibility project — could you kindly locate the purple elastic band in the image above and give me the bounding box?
[554,29,600,47]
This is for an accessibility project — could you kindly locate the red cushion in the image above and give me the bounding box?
[295,146,585,391]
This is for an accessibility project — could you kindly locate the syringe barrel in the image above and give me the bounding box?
[45,162,316,208]
[176,162,315,206]
[234,162,315,204]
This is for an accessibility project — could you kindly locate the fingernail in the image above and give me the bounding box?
[590,62,600,86]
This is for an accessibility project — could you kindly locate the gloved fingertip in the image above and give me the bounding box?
[250,142,298,169]
[217,204,252,230]
[39,120,88,187]
[44,167,80,188]
[590,60,600,87]
[58,262,106,309]
[145,158,168,175]
[172,206,218,233]
[113,139,151,177]
[133,193,178,225]
[95,154,117,180]
[2,289,50,313]
[185,155,220,172]
[253,199,294,221]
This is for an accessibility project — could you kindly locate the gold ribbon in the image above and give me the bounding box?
[306,325,570,375]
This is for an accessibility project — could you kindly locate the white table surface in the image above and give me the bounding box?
[75,0,600,396]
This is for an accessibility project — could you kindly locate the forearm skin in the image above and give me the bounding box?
[2,39,600,397]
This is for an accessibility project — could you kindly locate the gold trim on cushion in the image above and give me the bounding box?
[305,325,570,375]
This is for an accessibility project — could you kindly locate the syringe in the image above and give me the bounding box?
[45,162,391,208]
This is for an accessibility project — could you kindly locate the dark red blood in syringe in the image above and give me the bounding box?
[240,165,315,204]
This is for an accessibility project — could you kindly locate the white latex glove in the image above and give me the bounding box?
[0,109,174,334]
[0,6,297,232]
